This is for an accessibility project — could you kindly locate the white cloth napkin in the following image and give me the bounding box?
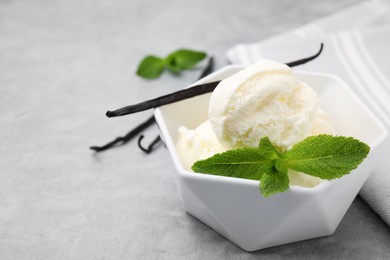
[226,0,390,226]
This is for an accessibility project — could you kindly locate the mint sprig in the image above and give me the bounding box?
[136,49,207,79]
[192,135,370,197]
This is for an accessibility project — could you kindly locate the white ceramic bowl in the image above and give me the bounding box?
[154,65,388,251]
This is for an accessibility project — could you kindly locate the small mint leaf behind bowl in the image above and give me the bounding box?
[136,56,165,79]
[285,134,370,180]
[164,56,181,74]
[167,49,207,70]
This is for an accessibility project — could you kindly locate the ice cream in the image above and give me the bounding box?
[176,120,227,172]
[176,59,335,188]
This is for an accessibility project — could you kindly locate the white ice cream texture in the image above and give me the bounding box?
[176,59,336,188]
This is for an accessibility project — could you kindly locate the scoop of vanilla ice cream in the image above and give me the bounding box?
[209,59,319,151]
[309,108,336,136]
[287,107,336,187]
[176,59,337,188]
[176,120,227,170]
[176,115,335,186]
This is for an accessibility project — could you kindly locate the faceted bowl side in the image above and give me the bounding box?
[155,66,388,251]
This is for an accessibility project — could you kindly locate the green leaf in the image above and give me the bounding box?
[165,58,181,74]
[260,162,289,198]
[136,56,165,79]
[136,48,207,79]
[191,134,370,198]
[191,147,274,181]
[285,134,370,179]
[166,49,207,70]
[258,137,282,160]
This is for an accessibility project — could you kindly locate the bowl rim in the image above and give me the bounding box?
[155,65,389,194]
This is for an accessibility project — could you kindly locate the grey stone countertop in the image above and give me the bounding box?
[1,0,389,259]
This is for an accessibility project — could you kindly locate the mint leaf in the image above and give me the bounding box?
[136,49,207,79]
[165,61,181,74]
[260,161,289,197]
[258,137,282,160]
[166,49,207,70]
[191,135,370,198]
[285,134,370,179]
[191,147,274,181]
[136,56,165,79]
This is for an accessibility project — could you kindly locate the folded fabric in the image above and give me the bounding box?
[226,0,390,226]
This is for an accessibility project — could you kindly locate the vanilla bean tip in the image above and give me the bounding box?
[89,146,101,152]
[106,111,114,118]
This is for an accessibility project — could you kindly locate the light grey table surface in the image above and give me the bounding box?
[1,0,390,259]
